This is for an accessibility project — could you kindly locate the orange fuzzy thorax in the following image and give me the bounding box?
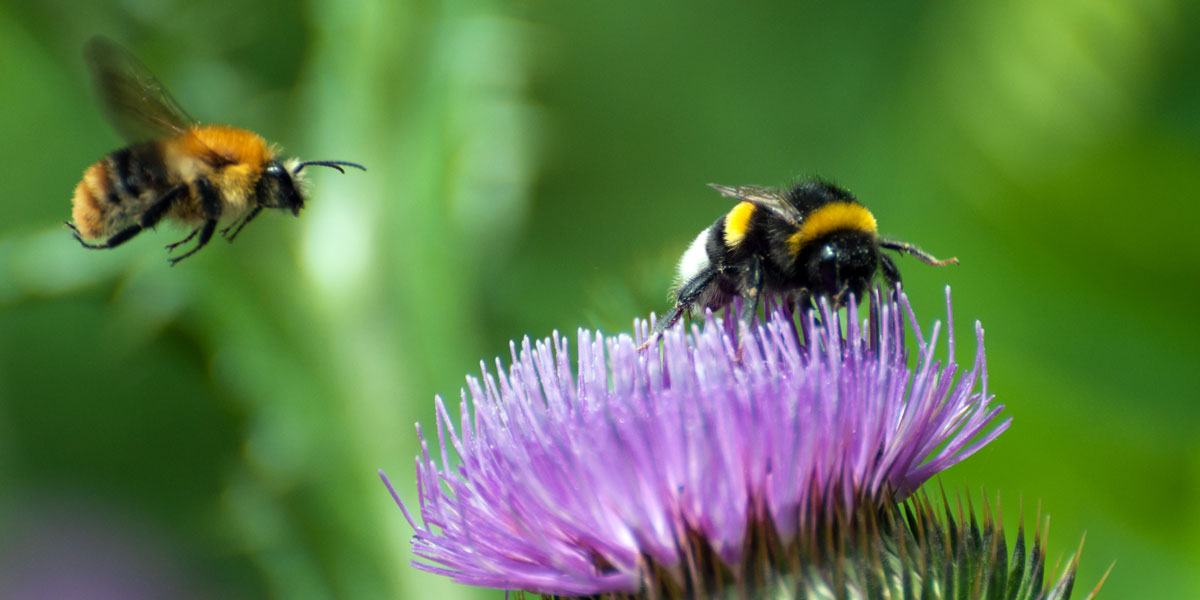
[183,126,269,163]
[176,125,272,215]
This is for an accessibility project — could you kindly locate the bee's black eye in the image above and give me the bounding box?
[255,161,302,215]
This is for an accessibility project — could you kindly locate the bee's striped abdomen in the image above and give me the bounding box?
[70,141,170,239]
[105,142,168,203]
[70,162,112,239]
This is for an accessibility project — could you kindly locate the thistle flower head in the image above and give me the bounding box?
[386,289,1012,597]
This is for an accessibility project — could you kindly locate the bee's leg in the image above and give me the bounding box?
[644,305,685,345]
[67,183,187,250]
[221,206,262,242]
[879,238,958,267]
[219,215,245,239]
[168,179,222,265]
[640,266,719,350]
[165,228,199,252]
[794,289,813,313]
[727,257,763,360]
[880,253,902,292]
[66,222,123,249]
[739,256,763,324]
[790,289,817,343]
[167,220,216,265]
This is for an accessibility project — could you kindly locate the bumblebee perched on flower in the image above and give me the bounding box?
[66,37,365,265]
[649,179,957,339]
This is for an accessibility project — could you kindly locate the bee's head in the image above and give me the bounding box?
[255,161,303,216]
[257,159,366,216]
[803,230,880,306]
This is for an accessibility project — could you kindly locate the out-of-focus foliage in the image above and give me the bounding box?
[0,0,1195,598]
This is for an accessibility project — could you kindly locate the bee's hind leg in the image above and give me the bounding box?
[639,266,719,350]
[67,183,188,250]
[641,304,685,349]
[66,221,139,249]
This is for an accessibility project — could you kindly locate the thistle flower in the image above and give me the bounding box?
[385,289,1020,597]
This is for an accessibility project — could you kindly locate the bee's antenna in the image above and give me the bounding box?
[293,160,367,175]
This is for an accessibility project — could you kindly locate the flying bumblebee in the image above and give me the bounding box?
[648,179,957,339]
[66,37,365,265]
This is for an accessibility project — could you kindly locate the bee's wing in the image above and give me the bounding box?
[706,183,802,226]
[85,37,197,142]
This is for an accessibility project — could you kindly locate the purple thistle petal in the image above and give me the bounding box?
[386,287,1008,596]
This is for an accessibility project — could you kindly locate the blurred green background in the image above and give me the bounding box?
[1,0,1197,598]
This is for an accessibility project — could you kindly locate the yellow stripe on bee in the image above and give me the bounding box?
[786,202,878,257]
[723,201,756,247]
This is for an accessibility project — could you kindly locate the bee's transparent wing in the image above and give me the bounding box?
[706,183,802,226]
[85,37,196,142]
